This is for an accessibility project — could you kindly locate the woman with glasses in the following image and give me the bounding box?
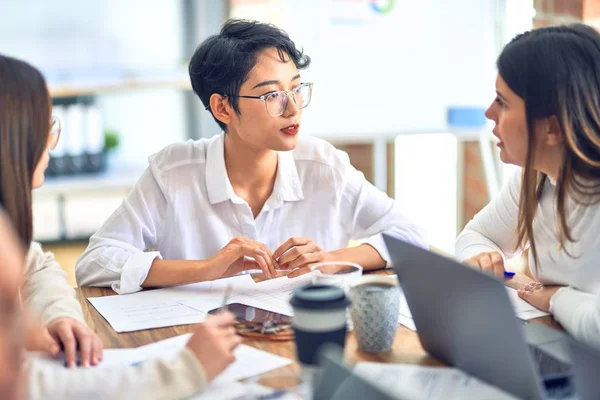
[0,54,240,399]
[456,24,600,348]
[0,55,104,368]
[76,19,427,294]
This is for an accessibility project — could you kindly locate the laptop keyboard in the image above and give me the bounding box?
[529,345,571,376]
[528,346,575,398]
[544,378,576,400]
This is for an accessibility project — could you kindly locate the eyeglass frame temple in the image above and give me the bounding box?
[204,83,313,113]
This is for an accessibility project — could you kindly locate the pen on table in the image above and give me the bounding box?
[504,271,515,279]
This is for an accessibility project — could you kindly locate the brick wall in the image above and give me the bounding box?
[534,0,600,27]
[333,142,396,198]
[533,0,584,27]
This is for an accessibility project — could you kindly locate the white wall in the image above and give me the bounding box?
[0,0,184,71]
[0,0,188,168]
[232,0,500,138]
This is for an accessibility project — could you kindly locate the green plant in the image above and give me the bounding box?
[104,129,120,153]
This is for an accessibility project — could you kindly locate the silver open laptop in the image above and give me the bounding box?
[383,234,573,400]
[313,344,396,400]
[567,339,600,400]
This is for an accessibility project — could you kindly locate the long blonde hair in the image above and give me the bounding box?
[497,24,600,269]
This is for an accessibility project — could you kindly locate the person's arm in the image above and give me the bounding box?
[23,243,84,324]
[549,288,600,349]
[23,243,104,367]
[455,170,523,262]
[339,151,428,271]
[75,166,173,294]
[25,348,207,400]
[327,244,386,271]
[275,149,427,276]
[25,312,240,400]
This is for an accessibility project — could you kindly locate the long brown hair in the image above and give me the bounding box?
[497,24,600,269]
[0,55,51,246]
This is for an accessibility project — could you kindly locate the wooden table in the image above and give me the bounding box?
[76,270,562,380]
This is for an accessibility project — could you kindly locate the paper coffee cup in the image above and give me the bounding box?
[289,284,350,366]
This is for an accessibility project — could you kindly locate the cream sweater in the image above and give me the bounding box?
[26,348,206,400]
[456,171,600,349]
[23,242,85,325]
[23,243,208,399]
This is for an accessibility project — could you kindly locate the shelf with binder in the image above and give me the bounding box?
[47,99,109,177]
[48,69,192,99]
[36,93,148,242]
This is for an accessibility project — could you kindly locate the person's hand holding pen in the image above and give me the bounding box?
[186,286,240,382]
[463,251,509,279]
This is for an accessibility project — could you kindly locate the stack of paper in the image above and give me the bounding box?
[504,287,550,320]
[397,287,417,331]
[396,285,550,332]
[354,363,518,399]
[30,334,292,385]
[182,273,312,317]
[87,273,313,333]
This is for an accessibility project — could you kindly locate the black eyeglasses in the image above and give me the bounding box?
[205,83,313,117]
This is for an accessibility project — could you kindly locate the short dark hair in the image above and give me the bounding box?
[497,23,600,269]
[0,54,50,246]
[189,19,311,131]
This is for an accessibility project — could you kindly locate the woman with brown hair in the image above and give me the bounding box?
[0,54,240,399]
[0,54,104,368]
[0,209,27,400]
[456,24,600,348]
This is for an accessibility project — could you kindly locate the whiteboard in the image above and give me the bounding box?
[232,0,500,137]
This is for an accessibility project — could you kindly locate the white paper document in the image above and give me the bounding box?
[213,343,293,385]
[87,273,313,333]
[185,273,313,317]
[354,363,517,399]
[189,382,302,400]
[86,297,203,333]
[505,287,550,320]
[189,382,272,400]
[397,287,417,331]
[29,334,292,385]
[397,286,550,331]
[87,274,258,332]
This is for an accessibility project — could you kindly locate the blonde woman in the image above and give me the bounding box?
[456,24,600,348]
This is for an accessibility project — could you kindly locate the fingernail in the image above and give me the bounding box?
[84,361,90,368]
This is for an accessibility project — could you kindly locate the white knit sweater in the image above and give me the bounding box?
[456,170,600,348]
